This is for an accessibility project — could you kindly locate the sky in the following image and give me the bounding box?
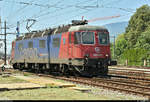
[0,0,150,54]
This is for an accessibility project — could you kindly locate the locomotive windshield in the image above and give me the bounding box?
[82,32,94,44]
[74,32,94,44]
[98,32,109,45]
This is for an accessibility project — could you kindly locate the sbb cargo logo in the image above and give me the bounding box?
[95,47,100,53]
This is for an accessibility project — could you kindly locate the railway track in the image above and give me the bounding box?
[109,73,150,81]
[109,67,150,81]
[3,68,150,97]
[41,75,150,97]
[101,76,150,86]
[110,65,150,70]
[109,67,150,75]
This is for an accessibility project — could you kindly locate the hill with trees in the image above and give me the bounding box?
[104,21,128,37]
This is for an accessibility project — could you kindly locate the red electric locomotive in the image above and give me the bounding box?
[11,20,117,77]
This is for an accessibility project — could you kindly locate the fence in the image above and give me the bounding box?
[117,59,150,67]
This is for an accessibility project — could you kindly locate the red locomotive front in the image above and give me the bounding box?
[59,25,113,76]
[70,31,110,59]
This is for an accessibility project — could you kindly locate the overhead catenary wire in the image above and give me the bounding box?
[9,0,96,24]
[49,5,100,27]
[31,0,94,19]
[6,0,35,21]
[26,0,95,30]
[6,0,67,29]
[13,0,135,23]
[6,0,55,25]
[30,0,66,19]
[37,1,135,28]
[5,0,137,32]
[7,0,15,20]
[32,0,97,29]
[7,0,94,29]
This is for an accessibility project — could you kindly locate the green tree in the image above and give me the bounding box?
[125,5,150,49]
[115,5,150,66]
[121,48,149,66]
[136,26,150,49]
[115,33,127,57]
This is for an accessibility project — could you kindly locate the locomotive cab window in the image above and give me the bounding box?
[28,41,33,48]
[74,32,81,44]
[74,32,95,44]
[69,32,72,44]
[98,32,109,45]
[18,43,23,51]
[82,32,94,44]
[39,40,45,48]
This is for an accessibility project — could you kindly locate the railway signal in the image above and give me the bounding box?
[16,21,20,38]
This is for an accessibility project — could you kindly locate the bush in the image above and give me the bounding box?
[119,48,149,66]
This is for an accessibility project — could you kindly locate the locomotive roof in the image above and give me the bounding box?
[16,25,108,41]
[68,25,107,32]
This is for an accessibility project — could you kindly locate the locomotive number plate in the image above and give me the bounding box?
[93,54,102,56]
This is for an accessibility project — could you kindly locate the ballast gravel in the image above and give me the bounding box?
[12,73,149,100]
[53,77,148,100]
[73,83,148,100]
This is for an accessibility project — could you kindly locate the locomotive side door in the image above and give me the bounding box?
[68,32,74,58]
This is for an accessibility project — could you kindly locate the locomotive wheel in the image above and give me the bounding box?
[18,64,24,71]
[62,65,70,77]
[101,66,108,76]
[13,64,18,69]
[60,65,65,73]
[34,64,40,74]
[39,64,44,73]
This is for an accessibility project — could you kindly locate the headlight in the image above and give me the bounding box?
[105,54,109,57]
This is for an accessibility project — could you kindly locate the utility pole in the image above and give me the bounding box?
[113,36,116,59]
[4,21,6,65]
[110,35,116,59]
[0,21,8,65]
[0,20,16,65]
